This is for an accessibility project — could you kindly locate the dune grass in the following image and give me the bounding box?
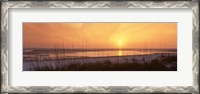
[29,55,177,71]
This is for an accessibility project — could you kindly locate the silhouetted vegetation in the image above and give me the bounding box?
[29,56,177,71]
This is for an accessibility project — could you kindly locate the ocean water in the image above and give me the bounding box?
[23,48,176,62]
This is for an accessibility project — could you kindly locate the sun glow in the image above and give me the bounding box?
[118,41,122,47]
[117,38,124,48]
[23,23,177,49]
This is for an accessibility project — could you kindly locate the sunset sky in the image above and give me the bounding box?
[23,23,177,49]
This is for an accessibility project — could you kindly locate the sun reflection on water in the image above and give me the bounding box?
[118,50,123,56]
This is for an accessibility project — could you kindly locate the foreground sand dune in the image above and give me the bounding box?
[23,53,176,71]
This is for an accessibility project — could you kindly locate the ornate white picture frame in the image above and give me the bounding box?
[1,1,199,94]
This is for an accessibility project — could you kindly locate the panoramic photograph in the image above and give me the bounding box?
[23,22,177,71]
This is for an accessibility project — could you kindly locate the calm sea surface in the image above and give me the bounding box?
[23,49,176,61]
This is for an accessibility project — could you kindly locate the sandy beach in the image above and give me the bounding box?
[23,53,176,71]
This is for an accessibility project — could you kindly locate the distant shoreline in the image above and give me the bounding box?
[23,48,177,52]
[23,53,176,62]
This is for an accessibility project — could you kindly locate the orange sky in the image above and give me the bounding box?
[23,23,177,49]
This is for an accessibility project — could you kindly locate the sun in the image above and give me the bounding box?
[118,41,123,48]
[118,41,122,46]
